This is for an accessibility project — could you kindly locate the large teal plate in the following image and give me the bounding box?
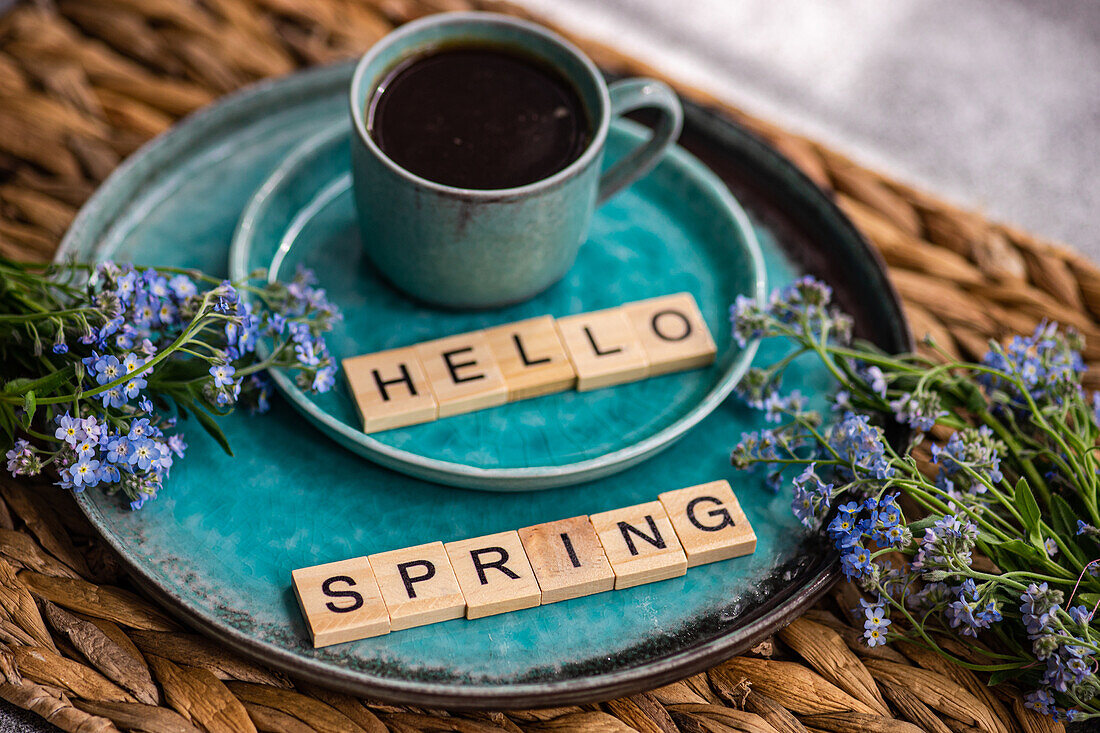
[228,118,764,490]
[59,62,909,707]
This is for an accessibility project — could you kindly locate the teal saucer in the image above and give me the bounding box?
[229,118,765,490]
[58,62,908,707]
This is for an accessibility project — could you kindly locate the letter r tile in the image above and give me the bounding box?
[445,531,541,619]
[416,332,508,418]
[368,542,466,631]
[589,502,687,589]
[659,480,756,567]
[291,558,390,648]
[342,347,438,433]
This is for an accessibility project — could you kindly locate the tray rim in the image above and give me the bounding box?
[56,60,911,708]
[228,116,766,490]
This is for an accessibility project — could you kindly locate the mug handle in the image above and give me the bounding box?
[597,78,684,204]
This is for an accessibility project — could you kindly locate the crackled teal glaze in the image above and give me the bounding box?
[59,62,905,707]
[229,118,763,490]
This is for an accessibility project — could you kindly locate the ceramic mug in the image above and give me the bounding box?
[349,12,683,309]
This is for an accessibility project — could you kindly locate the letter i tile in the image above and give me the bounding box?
[292,558,390,647]
[518,516,614,604]
[368,542,466,631]
[445,531,541,619]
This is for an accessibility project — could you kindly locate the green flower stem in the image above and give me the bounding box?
[0,307,99,323]
[1,304,220,406]
[977,408,1053,511]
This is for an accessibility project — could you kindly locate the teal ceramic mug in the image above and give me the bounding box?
[349,12,683,309]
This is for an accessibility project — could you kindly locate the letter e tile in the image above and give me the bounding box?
[342,347,438,433]
[623,293,717,376]
[485,316,577,401]
[659,480,756,567]
[589,502,687,589]
[445,531,541,619]
[292,558,389,647]
[555,308,649,391]
[518,516,614,604]
[416,332,508,418]
[368,542,466,631]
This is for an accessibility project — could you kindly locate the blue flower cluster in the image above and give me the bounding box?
[1019,583,1095,721]
[791,463,832,528]
[944,578,1002,637]
[829,412,894,480]
[930,425,1005,497]
[4,261,341,511]
[980,322,1086,409]
[729,276,853,349]
[889,390,947,432]
[7,411,186,511]
[859,597,891,647]
[730,277,1100,721]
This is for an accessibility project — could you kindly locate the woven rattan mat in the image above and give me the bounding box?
[0,1,1090,731]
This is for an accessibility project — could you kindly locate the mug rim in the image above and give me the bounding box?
[349,11,612,198]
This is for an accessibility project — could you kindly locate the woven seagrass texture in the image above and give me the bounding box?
[0,1,1086,731]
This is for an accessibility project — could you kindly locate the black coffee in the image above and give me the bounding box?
[368,46,591,190]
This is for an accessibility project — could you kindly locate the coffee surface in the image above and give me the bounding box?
[368,46,591,190]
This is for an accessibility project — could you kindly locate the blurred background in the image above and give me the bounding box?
[518,0,1100,258]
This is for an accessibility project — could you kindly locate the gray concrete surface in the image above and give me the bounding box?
[519,0,1100,258]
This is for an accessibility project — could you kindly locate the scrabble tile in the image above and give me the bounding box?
[623,293,717,377]
[589,502,687,589]
[555,308,649,391]
[485,316,577,401]
[659,480,757,567]
[518,516,615,604]
[445,531,541,619]
[292,558,389,647]
[342,347,438,433]
[368,542,466,631]
[416,332,508,418]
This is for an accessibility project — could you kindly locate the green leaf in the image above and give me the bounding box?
[1051,493,1079,538]
[187,403,233,457]
[2,378,32,395]
[988,667,1026,686]
[955,378,988,413]
[19,391,34,429]
[986,538,1046,571]
[1013,477,1041,544]
[1078,593,1100,608]
[907,516,939,534]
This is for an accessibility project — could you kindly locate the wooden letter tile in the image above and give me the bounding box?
[292,558,389,647]
[589,502,687,589]
[518,516,614,604]
[368,542,466,631]
[342,347,438,433]
[555,308,649,391]
[623,293,717,376]
[445,531,541,619]
[416,332,508,418]
[485,316,577,401]
[659,480,757,567]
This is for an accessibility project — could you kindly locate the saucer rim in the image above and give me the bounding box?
[228,116,767,491]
